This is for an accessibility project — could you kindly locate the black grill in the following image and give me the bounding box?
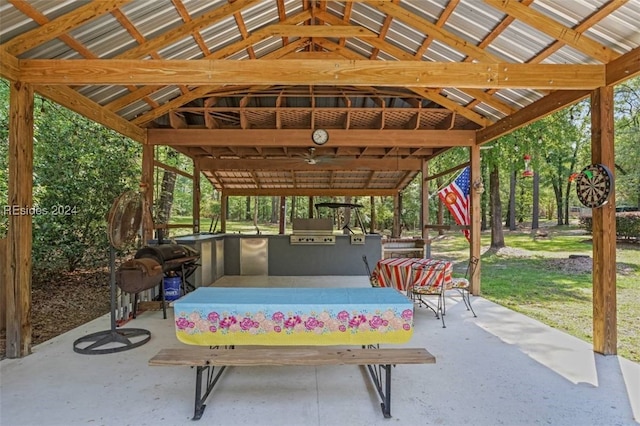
[134,244,200,293]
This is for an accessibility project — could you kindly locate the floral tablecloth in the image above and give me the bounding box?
[174,287,414,346]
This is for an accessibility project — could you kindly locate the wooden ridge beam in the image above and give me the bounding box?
[220,188,400,197]
[150,129,475,147]
[265,24,377,38]
[197,157,422,171]
[19,59,605,90]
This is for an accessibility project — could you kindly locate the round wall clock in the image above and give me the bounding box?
[311,128,329,145]
[575,163,613,208]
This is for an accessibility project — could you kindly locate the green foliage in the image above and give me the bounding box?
[579,212,640,242]
[31,101,141,271]
[0,81,8,237]
[614,78,640,208]
[0,82,141,271]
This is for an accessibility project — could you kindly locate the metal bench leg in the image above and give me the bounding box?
[366,363,393,418]
[192,364,227,420]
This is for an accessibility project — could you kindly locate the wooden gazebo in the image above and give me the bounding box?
[1,0,638,358]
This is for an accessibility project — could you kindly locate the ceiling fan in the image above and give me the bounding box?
[298,147,324,165]
[294,147,350,166]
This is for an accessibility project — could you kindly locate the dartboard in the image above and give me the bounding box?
[576,164,613,208]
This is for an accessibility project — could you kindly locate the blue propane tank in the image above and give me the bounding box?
[163,274,182,301]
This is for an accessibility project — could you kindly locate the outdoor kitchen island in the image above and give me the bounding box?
[173,231,382,285]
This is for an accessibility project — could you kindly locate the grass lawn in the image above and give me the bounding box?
[430,225,640,363]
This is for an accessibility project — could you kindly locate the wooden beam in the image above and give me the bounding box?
[424,161,471,182]
[153,160,193,179]
[150,128,475,147]
[115,0,262,60]
[265,24,377,38]
[421,159,429,243]
[606,45,640,86]
[112,10,312,123]
[410,87,493,127]
[141,144,154,242]
[224,188,399,196]
[2,0,131,56]
[35,85,145,142]
[7,81,34,358]
[590,86,617,355]
[313,18,517,118]
[0,48,20,81]
[367,1,500,63]
[0,238,6,332]
[282,51,353,60]
[470,145,481,296]
[476,90,590,144]
[19,60,605,90]
[193,161,201,234]
[220,194,227,233]
[198,157,422,171]
[483,0,618,64]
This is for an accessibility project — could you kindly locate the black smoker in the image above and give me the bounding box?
[116,244,200,319]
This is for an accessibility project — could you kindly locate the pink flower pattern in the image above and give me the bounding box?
[176,307,412,337]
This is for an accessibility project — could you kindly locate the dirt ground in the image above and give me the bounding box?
[1,268,110,359]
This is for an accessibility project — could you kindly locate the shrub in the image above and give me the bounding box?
[579,211,640,241]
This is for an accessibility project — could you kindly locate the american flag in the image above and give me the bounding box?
[438,166,471,242]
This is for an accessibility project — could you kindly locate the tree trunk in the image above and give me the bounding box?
[552,183,563,225]
[532,172,539,229]
[508,169,516,230]
[290,196,296,224]
[253,196,259,233]
[270,197,278,223]
[245,196,251,221]
[490,166,505,249]
[279,196,286,234]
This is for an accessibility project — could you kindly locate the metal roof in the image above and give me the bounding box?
[1,0,639,195]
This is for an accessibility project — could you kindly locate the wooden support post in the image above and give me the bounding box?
[193,161,201,234]
[308,196,314,218]
[421,159,429,241]
[0,238,6,332]
[470,144,482,295]
[7,81,34,358]
[220,193,227,233]
[591,86,617,355]
[141,143,154,242]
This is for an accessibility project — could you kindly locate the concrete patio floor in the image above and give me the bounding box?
[1,275,638,426]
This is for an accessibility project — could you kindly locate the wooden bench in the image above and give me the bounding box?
[149,346,436,420]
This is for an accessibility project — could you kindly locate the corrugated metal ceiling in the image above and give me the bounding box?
[0,0,638,195]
